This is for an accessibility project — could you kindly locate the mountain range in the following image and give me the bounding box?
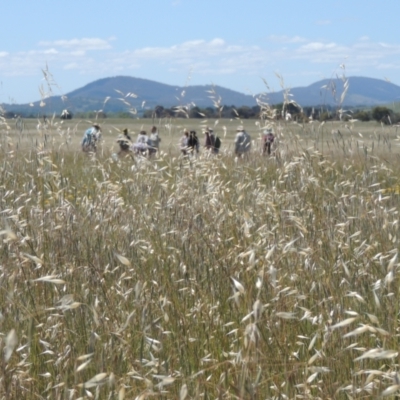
[4,76,400,116]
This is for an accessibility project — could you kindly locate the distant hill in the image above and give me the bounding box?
[265,76,400,107]
[2,76,257,116]
[3,75,400,116]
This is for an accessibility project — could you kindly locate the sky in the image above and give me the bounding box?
[1,0,399,104]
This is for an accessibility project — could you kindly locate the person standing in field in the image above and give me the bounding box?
[208,127,221,154]
[187,130,199,155]
[82,124,101,152]
[234,125,251,157]
[208,127,222,154]
[262,127,275,155]
[116,128,132,155]
[180,131,189,156]
[208,127,215,144]
[149,125,161,157]
[204,129,215,152]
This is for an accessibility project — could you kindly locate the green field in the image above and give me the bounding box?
[1,117,400,399]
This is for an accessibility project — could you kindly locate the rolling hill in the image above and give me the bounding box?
[3,76,400,116]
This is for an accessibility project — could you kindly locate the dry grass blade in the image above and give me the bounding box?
[0,229,17,240]
[79,372,108,389]
[21,253,43,264]
[4,329,18,362]
[155,376,175,389]
[342,325,370,338]
[118,386,126,400]
[231,277,245,293]
[76,359,92,372]
[276,312,297,320]
[34,275,65,285]
[330,317,357,330]
[381,385,400,397]
[115,253,131,266]
[354,349,398,361]
[180,384,188,400]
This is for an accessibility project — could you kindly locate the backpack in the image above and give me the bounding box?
[214,136,221,149]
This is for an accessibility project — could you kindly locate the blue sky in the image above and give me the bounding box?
[1,0,399,104]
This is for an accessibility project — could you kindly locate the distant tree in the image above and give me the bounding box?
[319,112,332,122]
[236,106,255,119]
[74,111,107,119]
[153,105,165,119]
[273,103,284,119]
[4,111,15,119]
[60,109,73,119]
[285,103,301,115]
[296,112,309,123]
[303,106,313,117]
[205,107,215,118]
[353,110,371,122]
[189,106,204,118]
[114,111,135,118]
[252,106,261,117]
[146,105,175,118]
[372,106,392,124]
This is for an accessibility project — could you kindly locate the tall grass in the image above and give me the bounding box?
[0,119,400,399]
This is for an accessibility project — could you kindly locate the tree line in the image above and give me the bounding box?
[3,104,399,125]
[140,104,400,125]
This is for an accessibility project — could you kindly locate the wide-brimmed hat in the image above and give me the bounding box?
[236,125,244,131]
[263,127,273,134]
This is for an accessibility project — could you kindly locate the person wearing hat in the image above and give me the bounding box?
[116,128,132,154]
[204,128,215,152]
[149,125,161,157]
[262,127,275,155]
[132,130,151,156]
[234,125,251,157]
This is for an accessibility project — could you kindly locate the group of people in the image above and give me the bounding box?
[81,124,275,157]
[179,127,222,156]
[234,125,275,156]
[81,125,161,156]
[117,126,161,157]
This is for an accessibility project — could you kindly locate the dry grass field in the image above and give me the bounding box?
[1,115,400,399]
[10,115,400,157]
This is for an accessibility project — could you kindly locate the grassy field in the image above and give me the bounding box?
[1,116,400,399]
[10,115,400,157]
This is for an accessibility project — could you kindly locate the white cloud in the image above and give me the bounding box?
[38,38,112,51]
[43,48,58,55]
[70,50,86,57]
[3,36,400,92]
[210,38,225,46]
[297,42,338,53]
[268,35,307,44]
